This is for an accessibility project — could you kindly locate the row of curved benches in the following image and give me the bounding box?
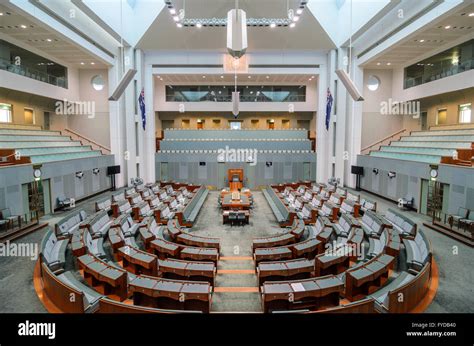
[255,184,434,313]
[40,183,219,314]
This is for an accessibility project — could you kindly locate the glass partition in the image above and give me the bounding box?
[404,39,473,89]
[165,85,306,102]
[0,39,68,88]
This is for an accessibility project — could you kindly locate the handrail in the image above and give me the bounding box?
[361,129,407,154]
[62,128,111,154]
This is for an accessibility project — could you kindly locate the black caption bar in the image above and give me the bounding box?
[0,313,472,345]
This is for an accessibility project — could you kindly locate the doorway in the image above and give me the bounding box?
[421,179,448,221]
[24,108,35,125]
[160,162,169,181]
[420,111,428,131]
[267,119,275,130]
[303,162,311,181]
[436,109,447,125]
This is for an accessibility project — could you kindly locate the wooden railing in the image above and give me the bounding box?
[62,128,111,155]
[361,129,407,155]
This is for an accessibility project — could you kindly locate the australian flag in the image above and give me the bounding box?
[138,88,146,131]
[325,88,333,131]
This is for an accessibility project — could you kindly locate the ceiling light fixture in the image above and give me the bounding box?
[248,76,251,79]
[419,39,425,43]
[91,62,95,65]
[80,62,85,65]
[289,22,296,28]
[169,8,176,15]
[221,75,224,78]
[196,23,202,28]
[177,23,183,28]
[270,23,276,28]
[293,16,300,22]
[469,13,474,17]
[0,13,4,16]
[296,8,303,15]
[20,25,27,29]
[376,62,381,66]
[386,62,391,66]
[266,76,270,79]
[46,38,52,42]
[444,25,451,29]
[173,15,179,22]
[202,75,206,78]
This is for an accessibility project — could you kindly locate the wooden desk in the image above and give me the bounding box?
[129,275,211,313]
[252,233,295,251]
[177,233,221,250]
[117,245,158,276]
[167,219,182,240]
[180,246,219,263]
[158,258,216,286]
[150,239,180,259]
[108,228,125,251]
[257,258,315,285]
[345,254,395,302]
[222,210,250,224]
[290,220,306,240]
[77,254,128,301]
[254,246,293,264]
[261,275,344,312]
[221,194,250,210]
[291,238,322,259]
[314,252,350,277]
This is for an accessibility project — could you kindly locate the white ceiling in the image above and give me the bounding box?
[155,73,317,84]
[0,4,107,68]
[363,3,474,69]
[137,0,335,51]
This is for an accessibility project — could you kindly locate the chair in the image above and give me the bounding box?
[228,211,238,226]
[237,212,246,226]
[57,195,73,210]
[459,210,474,234]
[448,207,469,229]
[0,208,21,231]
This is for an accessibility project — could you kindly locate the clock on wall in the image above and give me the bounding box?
[33,168,42,180]
[430,168,438,179]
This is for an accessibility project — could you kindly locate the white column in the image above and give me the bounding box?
[316,51,333,184]
[141,51,156,183]
[123,46,138,186]
[335,48,348,186]
[108,59,126,188]
[344,57,364,188]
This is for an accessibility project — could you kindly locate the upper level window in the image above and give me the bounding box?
[0,39,68,88]
[165,85,306,102]
[404,39,474,89]
[459,103,472,123]
[229,122,242,130]
[0,103,12,123]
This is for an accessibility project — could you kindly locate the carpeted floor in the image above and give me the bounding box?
[0,187,473,313]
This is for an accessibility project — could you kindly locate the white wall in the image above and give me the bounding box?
[153,79,318,113]
[392,68,474,103]
[49,69,110,147]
